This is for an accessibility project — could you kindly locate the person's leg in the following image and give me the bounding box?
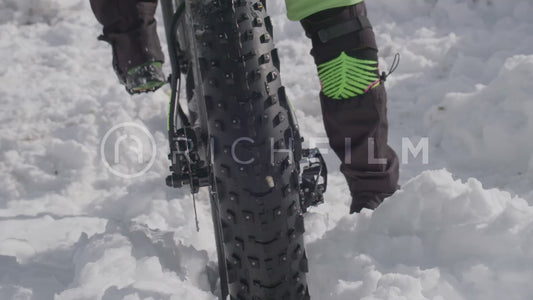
[90,0,165,94]
[286,0,400,213]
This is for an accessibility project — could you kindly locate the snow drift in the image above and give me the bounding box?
[1,0,532,299]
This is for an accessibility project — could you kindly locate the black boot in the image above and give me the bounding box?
[350,192,391,214]
[123,61,166,94]
[91,0,166,94]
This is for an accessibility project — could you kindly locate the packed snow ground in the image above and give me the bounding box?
[1,0,532,299]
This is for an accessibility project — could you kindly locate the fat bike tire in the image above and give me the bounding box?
[188,1,310,299]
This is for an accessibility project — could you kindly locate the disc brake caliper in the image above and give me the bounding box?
[165,127,210,192]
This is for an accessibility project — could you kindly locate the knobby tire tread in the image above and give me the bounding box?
[188,1,310,299]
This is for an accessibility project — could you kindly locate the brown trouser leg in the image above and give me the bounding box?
[301,3,400,204]
[90,0,164,75]
[320,82,399,196]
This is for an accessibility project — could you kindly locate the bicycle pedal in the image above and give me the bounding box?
[299,147,328,212]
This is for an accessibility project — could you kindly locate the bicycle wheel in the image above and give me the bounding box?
[180,1,310,299]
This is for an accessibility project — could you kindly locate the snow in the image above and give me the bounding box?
[308,170,533,299]
[1,0,532,299]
